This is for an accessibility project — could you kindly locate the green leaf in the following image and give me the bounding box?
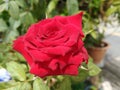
[15,53,25,62]
[0,19,8,32]
[66,0,79,15]
[33,78,50,90]
[4,29,19,43]
[21,64,28,73]
[9,17,21,29]
[47,0,58,17]
[26,73,34,81]
[88,60,101,76]
[9,1,19,20]
[56,75,64,82]
[0,81,21,90]
[91,31,97,39]
[84,29,94,36]
[70,68,88,83]
[4,84,21,90]
[0,3,7,13]
[20,82,32,90]
[106,7,117,16]
[30,0,39,5]
[15,0,26,8]
[20,12,35,26]
[56,77,72,90]
[6,61,26,81]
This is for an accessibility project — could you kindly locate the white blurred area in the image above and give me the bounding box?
[98,15,120,90]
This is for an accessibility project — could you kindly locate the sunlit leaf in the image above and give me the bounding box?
[106,7,117,16]
[0,3,7,13]
[9,1,19,19]
[0,19,8,32]
[66,0,79,15]
[6,61,26,81]
[88,60,101,76]
[56,77,72,90]
[47,0,58,17]
[20,12,35,26]
[0,81,21,90]
[4,29,19,43]
[70,68,88,83]
[20,82,32,90]
[9,17,21,29]
[15,0,26,8]
[33,78,50,90]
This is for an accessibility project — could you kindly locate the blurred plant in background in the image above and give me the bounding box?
[83,0,120,47]
[0,0,120,90]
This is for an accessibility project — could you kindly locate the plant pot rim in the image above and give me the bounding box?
[87,41,110,50]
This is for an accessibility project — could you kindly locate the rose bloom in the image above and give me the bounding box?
[13,12,88,78]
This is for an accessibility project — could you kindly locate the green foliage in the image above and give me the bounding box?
[66,0,79,15]
[0,0,119,44]
[55,77,72,90]
[46,0,59,17]
[0,18,8,32]
[9,1,19,20]
[33,78,50,90]
[88,59,101,76]
[0,3,7,13]
[6,61,26,81]
[0,0,47,42]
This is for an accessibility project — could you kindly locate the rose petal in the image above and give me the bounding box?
[64,25,80,46]
[42,36,68,46]
[38,18,52,26]
[64,65,78,75]
[25,34,44,48]
[13,36,33,66]
[77,38,84,49]
[54,15,68,25]
[30,62,48,77]
[41,46,71,56]
[42,19,62,34]
[48,59,66,70]
[81,47,89,63]
[67,12,84,37]
[28,50,51,62]
[26,24,39,37]
[69,52,83,65]
[54,12,84,37]
[48,59,58,70]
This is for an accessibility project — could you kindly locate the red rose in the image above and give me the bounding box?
[13,12,88,78]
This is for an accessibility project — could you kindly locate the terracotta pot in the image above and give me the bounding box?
[87,42,109,64]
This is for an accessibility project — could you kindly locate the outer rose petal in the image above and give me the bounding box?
[30,62,48,77]
[63,25,80,46]
[13,36,33,66]
[81,47,89,63]
[69,52,83,66]
[54,12,84,37]
[38,18,52,26]
[67,12,84,37]
[26,24,39,37]
[64,65,78,75]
